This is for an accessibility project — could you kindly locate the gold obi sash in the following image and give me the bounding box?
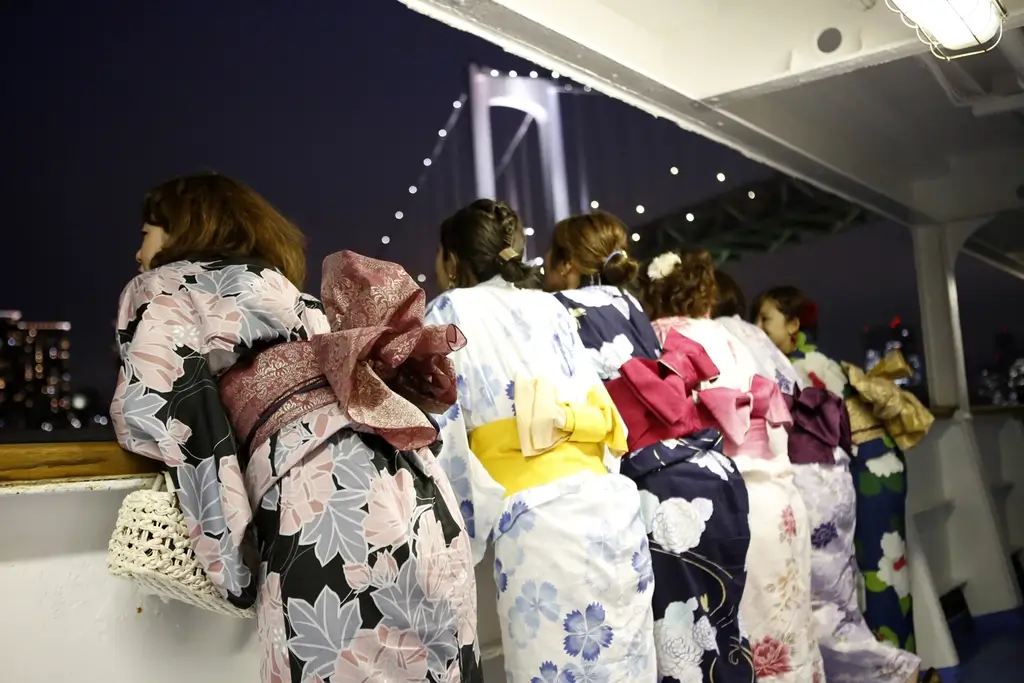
[841,349,935,449]
[469,375,628,498]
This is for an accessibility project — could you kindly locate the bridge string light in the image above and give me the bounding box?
[389,92,469,240]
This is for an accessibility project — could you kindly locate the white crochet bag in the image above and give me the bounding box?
[108,472,254,618]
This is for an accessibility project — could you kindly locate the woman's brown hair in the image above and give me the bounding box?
[639,249,718,320]
[439,199,542,289]
[549,211,640,287]
[143,172,307,287]
[714,270,746,319]
[750,286,818,338]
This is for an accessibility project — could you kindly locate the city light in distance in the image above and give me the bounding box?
[381,236,391,245]
[631,233,640,242]
[509,70,518,78]
[635,205,645,214]
[409,186,418,194]
[394,211,404,220]
[453,100,462,109]
[423,158,432,167]
[685,213,695,222]
[529,71,538,78]
[748,191,756,199]
[590,200,600,209]
[551,71,560,79]
[490,69,500,77]
[438,129,447,138]
[417,274,427,283]
[716,172,726,182]
[524,227,535,236]
[670,166,679,175]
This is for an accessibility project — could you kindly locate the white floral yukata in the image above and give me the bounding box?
[653,317,825,683]
[111,257,480,683]
[425,277,657,683]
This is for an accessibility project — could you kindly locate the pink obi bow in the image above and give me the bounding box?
[311,251,466,450]
[605,331,719,452]
[699,374,792,448]
[220,251,466,455]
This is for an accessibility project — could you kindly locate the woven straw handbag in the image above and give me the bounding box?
[108,472,254,618]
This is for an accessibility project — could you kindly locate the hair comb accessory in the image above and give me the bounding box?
[603,250,625,267]
[800,300,819,328]
[497,247,520,264]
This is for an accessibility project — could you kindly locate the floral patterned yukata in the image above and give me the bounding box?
[790,333,929,675]
[111,254,481,683]
[723,316,921,682]
[552,286,756,683]
[425,277,657,683]
[653,316,825,683]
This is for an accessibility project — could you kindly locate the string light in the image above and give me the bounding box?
[509,70,518,78]
[417,274,427,283]
[748,191,756,199]
[583,86,592,92]
[551,71,560,79]
[390,92,467,253]
[716,172,726,182]
[524,227,535,236]
[590,200,600,209]
[564,84,573,91]
[490,69,500,77]
[529,71,538,78]
[686,213,695,222]
[670,166,679,175]
[631,233,640,242]
[635,205,645,214]
[531,257,544,266]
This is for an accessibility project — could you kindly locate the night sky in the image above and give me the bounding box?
[3,1,1023,404]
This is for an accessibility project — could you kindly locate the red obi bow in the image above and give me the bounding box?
[311,251,466,450]
[605,331,718,452]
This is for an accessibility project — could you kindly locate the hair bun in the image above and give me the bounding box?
[601,250,640,287]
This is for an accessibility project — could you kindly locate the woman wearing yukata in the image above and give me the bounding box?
[640,249,826,683]
[424,200,657,683]
[754,286,934,681]
[111,173,480,683]
[718,273,924,683]
[542,211,756,683]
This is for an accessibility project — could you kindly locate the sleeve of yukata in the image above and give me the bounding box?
[110,267,256,607]
[425,293,506,566]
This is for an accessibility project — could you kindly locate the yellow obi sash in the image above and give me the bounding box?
[469,375,628,498]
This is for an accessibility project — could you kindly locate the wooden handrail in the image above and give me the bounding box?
[0,442,161,484]
[1,402,1023,484]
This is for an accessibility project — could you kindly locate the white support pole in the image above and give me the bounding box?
[908,221,1021,622]
[910,223,976,412]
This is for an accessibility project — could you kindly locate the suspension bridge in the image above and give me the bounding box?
[377,64,872,284]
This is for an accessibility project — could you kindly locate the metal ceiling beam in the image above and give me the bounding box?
[632,174,873,263]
